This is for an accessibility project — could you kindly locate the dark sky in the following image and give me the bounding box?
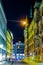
[2,0,41,43]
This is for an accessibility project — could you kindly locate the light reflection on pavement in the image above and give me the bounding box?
[0,61,29,65]
[0,61,43,65]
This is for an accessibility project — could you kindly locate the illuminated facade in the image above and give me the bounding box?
[12,42,24,60]
[39,0,43,57]
[24,24,29,56]
[28,19,34,55]
[34,2,40,56]
[0,1,7,61]
[15,42,24,60]
[24,0,43,57]
[34,0,43,60]
[6,30,13,59]
[24,19,35,56]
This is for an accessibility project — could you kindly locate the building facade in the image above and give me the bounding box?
[0,1,7,61]
[13,42,25,60]
[24,26,28,56]
[28,19,35,55]
[34,0,43,60]
[6,30,13,60]
[24,0,43,59]
[24,19,35,56]
[34,2,41,56]
[39,0,43,56]
[24,16,29,56]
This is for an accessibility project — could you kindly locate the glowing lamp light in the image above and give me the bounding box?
[20,54,22,55]
[0,44,3,48]
[20,20,28,27]
[20,16,28,27]
[23,21,27,25]
[17,56,19,60]
[30,53,32,55]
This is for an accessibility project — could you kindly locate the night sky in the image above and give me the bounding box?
[2,0,41,43]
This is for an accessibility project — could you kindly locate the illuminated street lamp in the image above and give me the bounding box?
[20,16,28,27]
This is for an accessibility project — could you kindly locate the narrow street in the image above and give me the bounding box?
[11,62,29,65]
[0,0,43,65]
[0,61,43,65]
[1,61,29,65]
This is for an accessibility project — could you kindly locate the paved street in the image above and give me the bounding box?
[10,62,43,65]
[0,61,43,65]
[11,62,29,65]
[0,61,29,65]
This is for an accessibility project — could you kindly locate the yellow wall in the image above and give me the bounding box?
[6,30,13,57]
[29,19,34,39]
[28,19,35,53]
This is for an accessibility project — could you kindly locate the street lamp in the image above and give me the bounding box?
[20,16,28,27]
